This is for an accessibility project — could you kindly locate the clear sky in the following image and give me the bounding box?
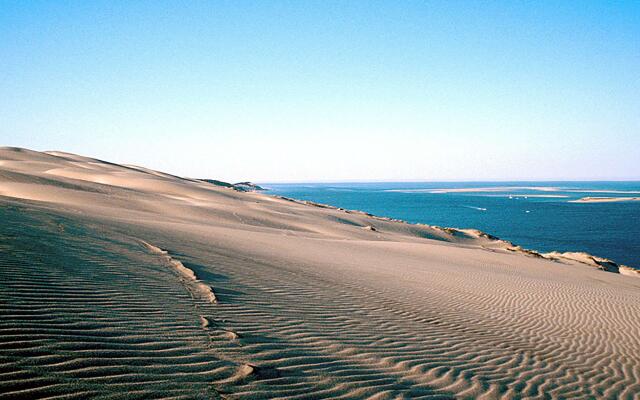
[1,1,639,182]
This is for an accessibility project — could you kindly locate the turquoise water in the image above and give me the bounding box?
[264,182,640,269]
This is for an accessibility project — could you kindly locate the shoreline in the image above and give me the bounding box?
[267,194,639,276]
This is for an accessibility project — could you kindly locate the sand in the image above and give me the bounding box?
[569,196,640,203]
[399,186,561,194]
[1,146,640,399]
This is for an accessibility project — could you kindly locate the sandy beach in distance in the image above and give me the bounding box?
[569,196,640,203]
[1,147,640,399]
[386,186,562,194]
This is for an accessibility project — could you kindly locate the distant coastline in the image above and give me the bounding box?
[569,196,640,203]
[266,182,640,270]
[265,192,638,276]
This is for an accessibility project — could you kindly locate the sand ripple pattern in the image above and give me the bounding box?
[127,233,640,399]
[1,204,640,399]
[0,206,240,399]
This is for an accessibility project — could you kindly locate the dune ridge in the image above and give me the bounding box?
[140,240,218,304]
[1,146,640,399]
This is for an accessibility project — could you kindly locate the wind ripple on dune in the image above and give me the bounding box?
[0,206,242,398]
[142,237,639,399]
[2,204,640,398]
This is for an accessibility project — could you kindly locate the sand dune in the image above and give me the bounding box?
[1,146,640,399]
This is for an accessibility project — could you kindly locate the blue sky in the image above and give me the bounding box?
[1,1,639,182]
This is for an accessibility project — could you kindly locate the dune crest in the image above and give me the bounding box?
[141,240,218,303]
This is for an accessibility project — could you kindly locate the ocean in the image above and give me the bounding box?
[263,182,640,269]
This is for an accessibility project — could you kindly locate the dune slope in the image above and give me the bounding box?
[1,147,640,399]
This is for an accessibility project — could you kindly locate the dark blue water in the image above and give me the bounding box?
[263,182,640,269]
